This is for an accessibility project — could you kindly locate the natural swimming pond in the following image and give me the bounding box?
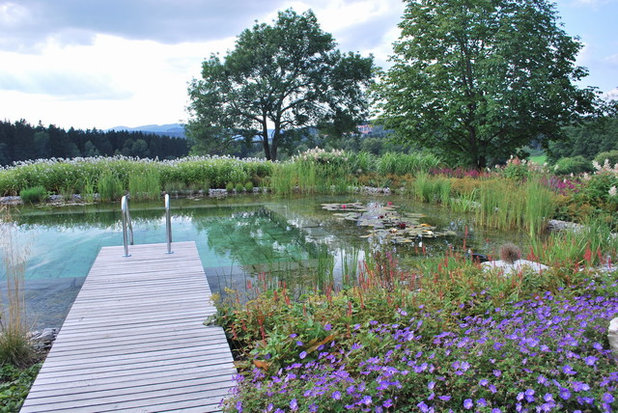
[2,194,529,329]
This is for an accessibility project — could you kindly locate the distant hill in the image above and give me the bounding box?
[109,123,186,139]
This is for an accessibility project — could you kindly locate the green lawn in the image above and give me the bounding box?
[529,154,547,165]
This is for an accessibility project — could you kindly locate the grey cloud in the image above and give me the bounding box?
[0,0,288,51]
[0,70,133,100]
[336,12,400,51]
[333,8,402,69]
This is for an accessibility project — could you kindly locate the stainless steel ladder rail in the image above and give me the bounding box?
[122,194,172,256]
[165,193,173,254]
[121,195,134,257]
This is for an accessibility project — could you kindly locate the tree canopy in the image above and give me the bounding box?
[377,0,597,168]
[0,120,188,165]
[187,9,374,161]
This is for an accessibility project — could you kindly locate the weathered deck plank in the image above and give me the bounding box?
[21,241,236,412]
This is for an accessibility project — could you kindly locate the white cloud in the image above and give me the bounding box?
[605,87,618,100]
[0,1,402,130]
[570,0,612,6]
[0,2,30,26]
[0,33,236,129]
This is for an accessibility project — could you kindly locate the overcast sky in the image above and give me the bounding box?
[0,0,616,130]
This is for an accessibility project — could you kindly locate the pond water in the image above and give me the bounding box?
[1,194,529,329]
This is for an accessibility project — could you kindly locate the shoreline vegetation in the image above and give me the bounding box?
[1,151,617,411]
[1,151,616,230]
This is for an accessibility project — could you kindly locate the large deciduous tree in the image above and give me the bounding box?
[378,0,597,168]
[187,9,374,161]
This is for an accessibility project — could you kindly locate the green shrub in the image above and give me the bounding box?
[244,181,254,192]
[235,182,244,192]
[553,156,593,175]
[594,150,618,168]
[19,186,47,204]
[79,175,96,202]
[502,156,529,180]
[225,182,235,192]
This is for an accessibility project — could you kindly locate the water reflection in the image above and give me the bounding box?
[2,195,529,329]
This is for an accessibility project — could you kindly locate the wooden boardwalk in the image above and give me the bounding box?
[21,241,236,412]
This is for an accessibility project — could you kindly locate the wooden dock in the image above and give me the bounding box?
[21,241,236,412]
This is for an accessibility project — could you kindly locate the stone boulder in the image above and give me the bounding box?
[609,318,618,359]
[482,259,549,276]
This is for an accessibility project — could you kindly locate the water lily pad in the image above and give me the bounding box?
[322,202,454,244]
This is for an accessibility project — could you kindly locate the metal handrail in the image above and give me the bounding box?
[165,194,173,254]
[121,195,134,257]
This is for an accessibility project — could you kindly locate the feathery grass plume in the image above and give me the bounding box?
[0,207,34,367]
[499,242,521,264]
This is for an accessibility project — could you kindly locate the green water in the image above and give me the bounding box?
[2,194,529,329]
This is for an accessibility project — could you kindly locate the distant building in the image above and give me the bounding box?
[357,124,373,135]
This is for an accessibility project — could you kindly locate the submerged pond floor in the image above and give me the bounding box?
[2,194,530,330]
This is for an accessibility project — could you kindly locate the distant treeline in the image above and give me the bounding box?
[0,120,189,165]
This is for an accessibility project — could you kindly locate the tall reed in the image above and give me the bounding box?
[475,180,526,231]
[0,207,34,367]
[271,163,296,196]
[80,175,96,202]
[129,169,161,200]
[410,173,451,203]
[97,171,124,202]
[525,176,555,237]
[530,215,617,268]
[295,162,317,194]
[412,172,432,202]
[449,188,478,213]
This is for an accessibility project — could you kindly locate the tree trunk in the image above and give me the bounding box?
[476,155,486,169]
[271,120,281,162]
[261,118,271,161]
